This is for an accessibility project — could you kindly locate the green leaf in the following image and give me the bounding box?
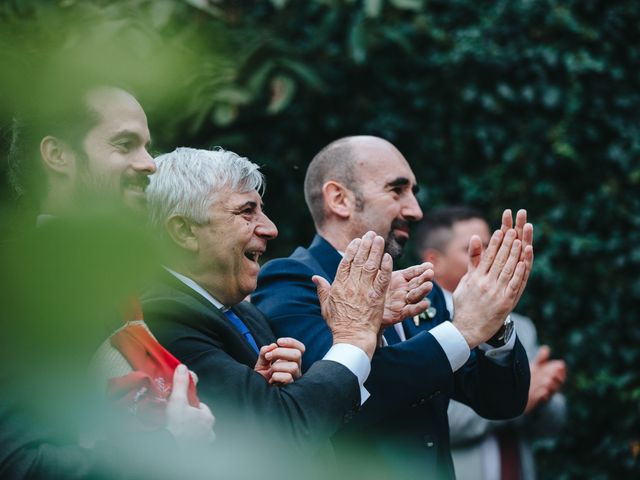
[267,75,296,114]
[270,0,289,9]
[364,0,384,18]
[211,103,238,126]
[389,0,423,11]
[149,0,175,29]
[349,13,367,64]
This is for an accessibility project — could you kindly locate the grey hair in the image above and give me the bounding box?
[147,147,265,231]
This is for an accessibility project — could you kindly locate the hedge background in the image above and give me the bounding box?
[1,1,638,477]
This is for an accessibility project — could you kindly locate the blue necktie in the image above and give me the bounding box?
[224,309,260,354]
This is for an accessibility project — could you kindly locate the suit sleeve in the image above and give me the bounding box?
[451,337,531,419]
[142,296,360,452]
[254,258,458,422]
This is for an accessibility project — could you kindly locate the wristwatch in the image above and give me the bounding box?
[487,315,514,347]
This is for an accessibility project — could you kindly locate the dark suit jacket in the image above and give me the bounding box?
[141,269,361,453]
[254,235,530,479]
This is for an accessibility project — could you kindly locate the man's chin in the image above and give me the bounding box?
[385,237,406,260]
[122,191,148,216]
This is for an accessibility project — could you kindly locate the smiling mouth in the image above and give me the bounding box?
[244,250,264,262]
[122,175,150,194]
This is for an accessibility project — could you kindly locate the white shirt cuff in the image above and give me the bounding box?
[478,330,517,366]
[323,343,371,404]
[429,321,471,372]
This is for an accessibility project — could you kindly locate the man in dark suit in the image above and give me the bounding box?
[143,146,393,456]
[253,135,533,478]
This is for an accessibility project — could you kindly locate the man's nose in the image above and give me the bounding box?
[133,150,157,175]
[403,192,423,222]
[256,212,278,240]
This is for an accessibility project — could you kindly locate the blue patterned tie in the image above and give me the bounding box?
[224,309,260,354]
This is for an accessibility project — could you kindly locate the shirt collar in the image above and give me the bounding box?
[163,266,229,311]
[442,288,454,316]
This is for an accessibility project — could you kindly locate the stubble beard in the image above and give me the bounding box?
[75,156,135,217]
[385,232,405,260]
[385,218,411,260]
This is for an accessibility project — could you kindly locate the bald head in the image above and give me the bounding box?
[304,136,403,228]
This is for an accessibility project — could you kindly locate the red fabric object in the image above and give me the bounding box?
[107,322,200,430]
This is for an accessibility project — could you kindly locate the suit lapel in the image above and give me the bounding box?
[383,325,402,345]
[155,269,263,362]
[402,317,426,338]
[232,302,277,349]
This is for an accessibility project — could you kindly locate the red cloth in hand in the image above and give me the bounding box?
[107,322,200,430]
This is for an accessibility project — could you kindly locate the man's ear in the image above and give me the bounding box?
[165,215,200,252]
[40,136,76,176]
[322,180,356,220]
[422,247,442,267]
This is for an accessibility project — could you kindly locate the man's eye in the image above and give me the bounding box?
[115,141,133,152]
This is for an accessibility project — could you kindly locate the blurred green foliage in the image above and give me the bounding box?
[1,0,639,477]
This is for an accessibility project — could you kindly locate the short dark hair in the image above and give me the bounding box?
[6,73,127,210]
[304,137,362,228]
[415,205,486,254]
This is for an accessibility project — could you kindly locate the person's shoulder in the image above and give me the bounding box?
[260,245,316,278]
[235,299,266,319]
[253,246,322,313]
[141,272,214,325]
[141,273,188,306]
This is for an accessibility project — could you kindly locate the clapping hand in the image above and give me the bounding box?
[382,262,434,329]
[312,231,393,359]
[254,337,305,385]
[452,209,534,348]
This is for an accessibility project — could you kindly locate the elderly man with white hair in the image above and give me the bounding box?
[142,146,418,455]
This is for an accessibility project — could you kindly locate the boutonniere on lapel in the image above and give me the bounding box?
[413,297,437,327]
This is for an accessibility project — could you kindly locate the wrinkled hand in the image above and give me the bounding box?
[453,210,534,348]
[525,345,567,413]
[166,364,215,445]
[254,337,305,385]
[313,231,393,359]
[382,263,434,329]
